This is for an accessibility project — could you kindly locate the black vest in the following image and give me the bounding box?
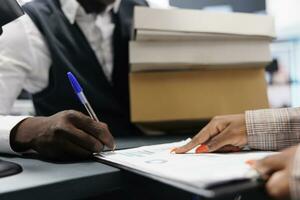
[22,0,147,136]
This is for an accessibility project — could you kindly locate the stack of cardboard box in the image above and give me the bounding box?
[129,7,276,132]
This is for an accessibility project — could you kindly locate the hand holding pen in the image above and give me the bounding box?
[68,72,116,152]
[9,73,115,161]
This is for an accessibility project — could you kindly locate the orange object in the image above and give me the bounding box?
[195,145,209,154]
[245,160,255,166]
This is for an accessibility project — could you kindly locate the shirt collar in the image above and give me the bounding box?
[59,0,122,24]
[110,0,122,14]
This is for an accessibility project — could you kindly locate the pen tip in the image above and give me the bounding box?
[112,144,117,152]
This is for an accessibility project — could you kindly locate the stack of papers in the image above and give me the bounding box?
[133,7,275,41]
[128,7,274,132]
[96,140,275,196]
[130,7,276,72]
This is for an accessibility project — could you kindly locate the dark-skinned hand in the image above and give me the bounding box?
[249,146,298,200]
[174,114,247,153]
[10,110,115,161]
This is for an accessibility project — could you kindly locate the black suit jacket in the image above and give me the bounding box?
[0,0,23,28]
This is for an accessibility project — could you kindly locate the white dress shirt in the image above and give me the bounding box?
[0,0,170,154]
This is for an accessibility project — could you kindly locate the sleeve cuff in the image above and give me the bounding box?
[246,108,300,151]
[290,146,300,200]
[0,115,30,154]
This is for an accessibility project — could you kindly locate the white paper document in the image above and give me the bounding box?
[96,139,275,189]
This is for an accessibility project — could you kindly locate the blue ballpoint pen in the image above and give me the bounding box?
[67,72,99,122]
[67,72,116,151]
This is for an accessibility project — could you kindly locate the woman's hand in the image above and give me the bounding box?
[250,146,298,200]
[174,114,247,153]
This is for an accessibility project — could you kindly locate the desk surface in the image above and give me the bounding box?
[0,136,187,200]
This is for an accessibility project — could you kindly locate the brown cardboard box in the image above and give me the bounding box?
[129,68,269,132]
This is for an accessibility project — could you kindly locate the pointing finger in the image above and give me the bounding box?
[175,119,227,154]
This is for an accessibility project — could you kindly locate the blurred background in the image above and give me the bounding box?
[13,0,300,115]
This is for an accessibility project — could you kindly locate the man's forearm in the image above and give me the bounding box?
[246,107,300,151]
